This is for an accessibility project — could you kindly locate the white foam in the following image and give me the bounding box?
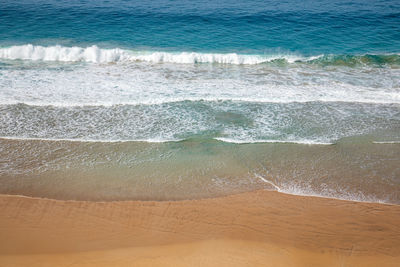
[373,141,400,144]
[0,136,181,143]
[1,55,399,106]
[214,137,333,145]
[0,44,319,64]
[253,176,393,204]
[2,97,398,108]
[253,173,281,191]
[0,44,129,63]
[275,184,392,205]
[0,136,335,145]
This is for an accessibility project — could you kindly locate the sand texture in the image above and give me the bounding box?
[0,190,399,266]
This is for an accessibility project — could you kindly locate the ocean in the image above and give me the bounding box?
[0,0,399,203]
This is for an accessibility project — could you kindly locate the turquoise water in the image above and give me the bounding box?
[0,0,399,202]
[1,0,400,54]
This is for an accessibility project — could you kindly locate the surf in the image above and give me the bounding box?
[1,44,399,66]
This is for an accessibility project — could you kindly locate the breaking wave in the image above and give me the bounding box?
[1,44,399,66]
[0,44,317,64]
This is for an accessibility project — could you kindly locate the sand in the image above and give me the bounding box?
[0,190,399,266]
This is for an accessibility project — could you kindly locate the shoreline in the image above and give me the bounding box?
[1,189,399,266]
[1,188,399,207]
[2,138,399,204]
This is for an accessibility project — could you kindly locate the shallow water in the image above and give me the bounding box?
[0,138,399,203]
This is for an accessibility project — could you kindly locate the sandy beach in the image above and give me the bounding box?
[0,190,399,267]
[2,1,400,266]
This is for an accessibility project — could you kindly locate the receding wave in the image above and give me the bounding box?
[1,44,399,66]
[0,137,399,203]
[0,101,398,145]
[2,136,398,146]
[4,136,398,146]
[0,136,335,145]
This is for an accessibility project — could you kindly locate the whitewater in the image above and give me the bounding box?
[0,44,322,64]
[1,44,400,65]
[1,44,399,145]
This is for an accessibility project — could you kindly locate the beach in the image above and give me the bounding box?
[1,190,399,266]
[1,1,400,266]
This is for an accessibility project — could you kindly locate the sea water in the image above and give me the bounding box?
[0,0,399,202]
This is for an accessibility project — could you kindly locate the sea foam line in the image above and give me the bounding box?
[372,141,400,144]
[276,187,392,205]
[253,173,393,205]
[0,136,181,143]
[0,44,321,64]
[0,136,335,145]
[214,137,333,145]
[1,96,400,107]
[253,173,281,191]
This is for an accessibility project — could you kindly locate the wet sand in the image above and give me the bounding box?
[0,190,399,266]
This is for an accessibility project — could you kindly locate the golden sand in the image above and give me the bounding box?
[0,190,399,266]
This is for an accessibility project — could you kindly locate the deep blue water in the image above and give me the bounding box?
[1,0,400,55]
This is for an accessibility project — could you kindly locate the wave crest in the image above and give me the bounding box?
[0,44,317,64]
[0,44,128,63]
[1,44,399,66]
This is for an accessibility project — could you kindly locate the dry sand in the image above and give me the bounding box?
[0,190,399,266]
